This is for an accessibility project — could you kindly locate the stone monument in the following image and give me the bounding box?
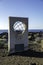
[8,17,28,54]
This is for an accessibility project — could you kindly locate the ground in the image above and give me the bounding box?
[0,55,43,65]
[0,32,43,65]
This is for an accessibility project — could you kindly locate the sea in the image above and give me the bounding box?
[29,29,43,32]
[0,29,43,34]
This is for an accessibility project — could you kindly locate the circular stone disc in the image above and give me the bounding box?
[13,21,26,35]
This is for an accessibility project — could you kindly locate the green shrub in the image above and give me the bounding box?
[0,42,4,48]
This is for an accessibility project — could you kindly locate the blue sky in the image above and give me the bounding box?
[0,0,43,30]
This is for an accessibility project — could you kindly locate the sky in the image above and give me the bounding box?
[0,0,43,30]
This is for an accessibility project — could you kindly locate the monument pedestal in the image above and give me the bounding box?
[8,17,28,54]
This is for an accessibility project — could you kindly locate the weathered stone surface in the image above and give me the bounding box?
[8,17,28,53]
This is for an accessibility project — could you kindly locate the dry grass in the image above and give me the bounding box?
[0,55,43,65]
[0,48,43,65]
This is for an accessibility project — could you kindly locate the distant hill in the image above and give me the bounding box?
[0,30,8,34]
[0,29,43,34]
[29,29,43,32]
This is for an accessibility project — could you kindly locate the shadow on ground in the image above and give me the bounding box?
[8,49,43,58]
